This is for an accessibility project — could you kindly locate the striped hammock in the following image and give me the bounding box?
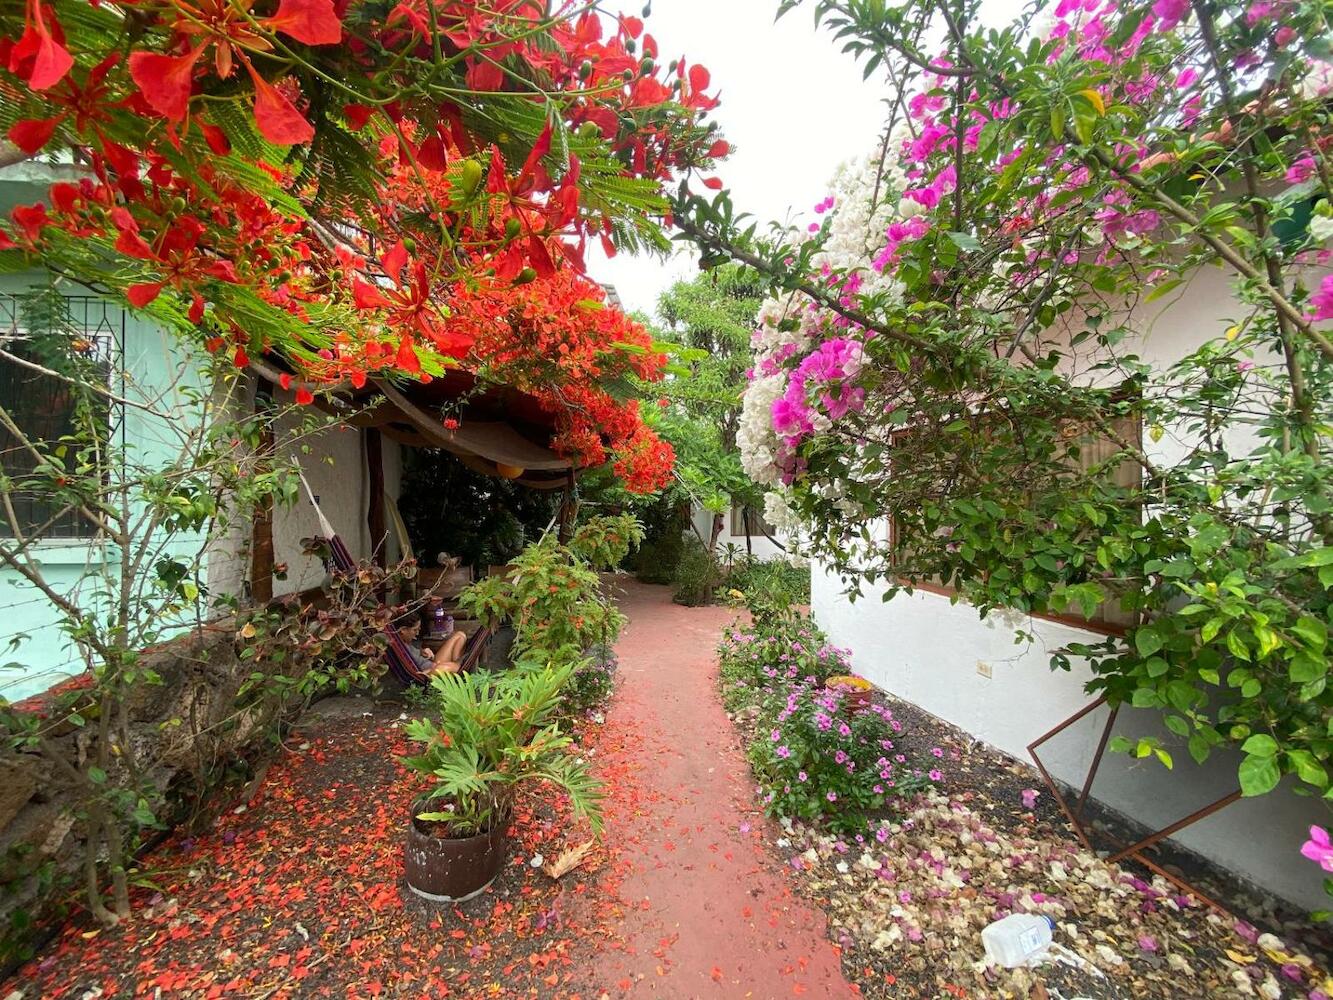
[299,472,492,686]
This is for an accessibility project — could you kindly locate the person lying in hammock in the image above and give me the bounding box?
[393,608,466,676]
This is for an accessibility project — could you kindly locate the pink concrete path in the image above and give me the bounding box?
[573,579,855,999]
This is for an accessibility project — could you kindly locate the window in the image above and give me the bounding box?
[887,403,1141,634]
[731,506,775,537]
[0,294,120,540]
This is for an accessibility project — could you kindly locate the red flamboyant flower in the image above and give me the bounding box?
[127,0,340,142]
[109,210,239,307]
[7,53,120,155]
[6,0,71,91]
[351,240,475,361]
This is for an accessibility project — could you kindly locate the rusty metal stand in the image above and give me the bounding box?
[1027,696,1241,915]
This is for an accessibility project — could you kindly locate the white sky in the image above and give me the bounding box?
[586,0,893,320]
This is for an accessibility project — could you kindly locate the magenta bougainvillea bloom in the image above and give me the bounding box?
[1309,275,1333,324]
[1300,825,1333,872]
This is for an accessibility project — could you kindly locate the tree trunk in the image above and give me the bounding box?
[249,379,275,605]
[557,469,577,543]
[708,511,724,554]
[365,427,386,569]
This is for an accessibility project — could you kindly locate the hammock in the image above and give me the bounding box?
[299,473,493,686]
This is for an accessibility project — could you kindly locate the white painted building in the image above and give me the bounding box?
[690,504,791,562]
[809,263,1333,911]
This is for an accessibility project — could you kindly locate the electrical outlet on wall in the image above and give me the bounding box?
[976,660,993,679]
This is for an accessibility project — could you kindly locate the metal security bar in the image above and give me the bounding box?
[0,293,125,539]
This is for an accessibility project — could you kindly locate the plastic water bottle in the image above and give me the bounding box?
[430,599,446,637]
[981,913,1055,968]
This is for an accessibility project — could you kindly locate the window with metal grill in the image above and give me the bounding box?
[0,294,121,540]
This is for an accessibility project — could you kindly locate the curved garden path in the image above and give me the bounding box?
[570,579,855,998]
[6,580,853,1000]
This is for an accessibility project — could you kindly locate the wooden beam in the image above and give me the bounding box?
[365,427,386,569]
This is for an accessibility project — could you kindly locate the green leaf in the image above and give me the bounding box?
[1294,616,1328,651]
[1145,278,1184,302]
[1188,734,1210,765]
[1226,630,1252,662]
[1290,652,1327,684]
[1288,750,1329,789]
[1135,627,1164,657]
[947,232,981,252]
[88,765,107,785]
[1239,754,1281,796]
[1241,734,1278,757]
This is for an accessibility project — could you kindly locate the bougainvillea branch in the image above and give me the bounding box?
[679,0,1333,831]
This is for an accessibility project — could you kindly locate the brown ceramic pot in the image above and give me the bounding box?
[404,802,508,903]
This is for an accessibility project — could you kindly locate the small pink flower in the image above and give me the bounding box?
[1021,788,1040,809]
[1301,825,1333,872]
[928,769,943,782]
[826,791,838,802]
[931,747,944,758]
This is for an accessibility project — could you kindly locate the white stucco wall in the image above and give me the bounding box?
[811,567,1330,910]
[691,506,790,561]
[207,381,404,602]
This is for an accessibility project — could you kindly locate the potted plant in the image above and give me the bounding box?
[400,661,603,902]
[825,674,874,710]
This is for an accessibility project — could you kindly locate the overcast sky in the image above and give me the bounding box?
[586,0,892,321]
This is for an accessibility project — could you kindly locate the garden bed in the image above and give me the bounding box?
[6,697,622,999]
[730,690,1333,999]
[717,609,1333,999]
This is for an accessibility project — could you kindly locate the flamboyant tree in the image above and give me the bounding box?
[677,0,1333,816]
[1,0,729,485]
[0,0,723,931]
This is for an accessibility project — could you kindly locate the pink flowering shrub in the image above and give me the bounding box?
[749,684,933,835]
[719,611,937,833]
[681,0,1333,846]
[717,608,848,713]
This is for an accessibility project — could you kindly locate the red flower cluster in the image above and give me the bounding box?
[2,0,726,492]
[442,267,675,491]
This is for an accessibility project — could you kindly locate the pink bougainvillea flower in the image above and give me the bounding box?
[1300,824,1333,872]
[1021,788,1040,809]
[1174,67,1198,89]
[1152,0,1189,29]
[1309,275,1333,324]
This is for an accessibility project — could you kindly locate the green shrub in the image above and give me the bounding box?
[628,495,689,584]
[671,537,719,606]
[458,515,641,664]
[749,686,930,835]
[562,643,618,717]
[725,557,810,606]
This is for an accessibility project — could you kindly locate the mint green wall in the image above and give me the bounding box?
[0,271,211,704]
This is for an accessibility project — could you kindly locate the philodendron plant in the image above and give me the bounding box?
[401,660,604,838]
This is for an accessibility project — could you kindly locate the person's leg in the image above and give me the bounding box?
[435,631,467,664]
